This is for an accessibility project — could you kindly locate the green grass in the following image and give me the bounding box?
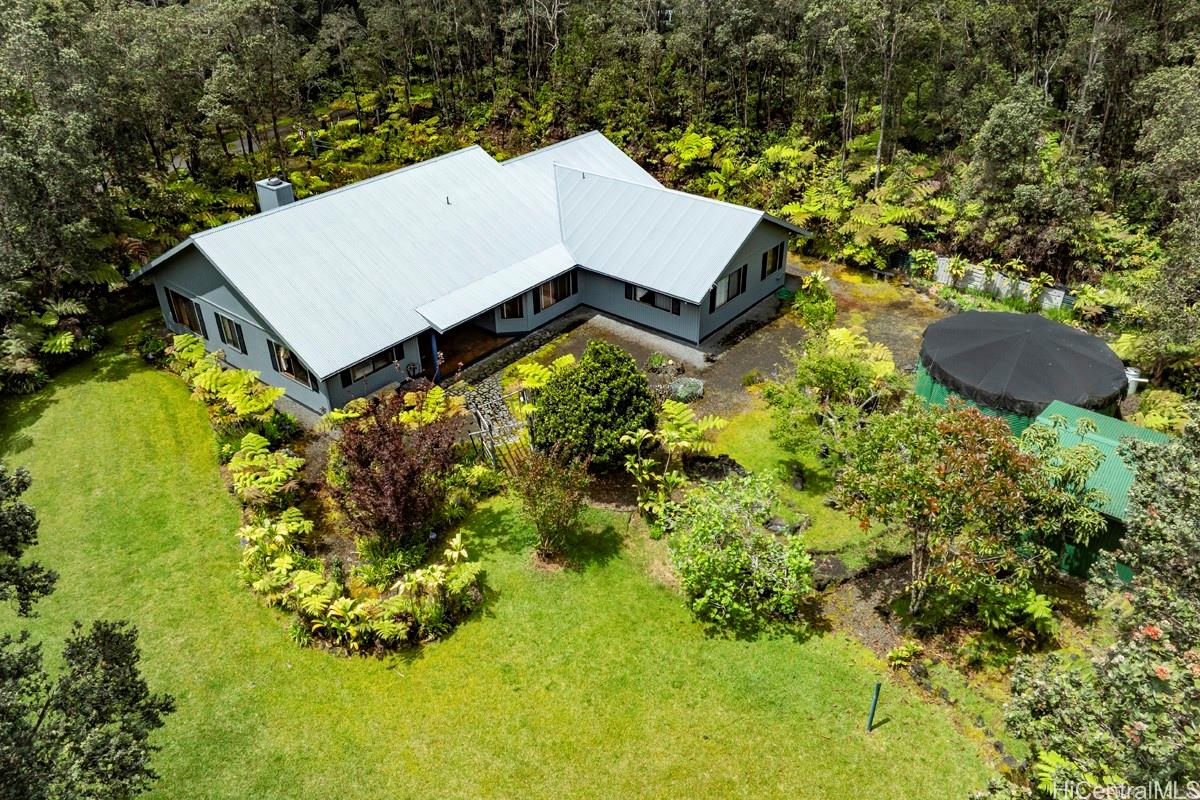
[0,326,992,799]
[713,403,906,569]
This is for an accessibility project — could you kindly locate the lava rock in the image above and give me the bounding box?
[668,376,705,402]
[685,454,747,481]
[764,516,789,534]
[812,555,850,589]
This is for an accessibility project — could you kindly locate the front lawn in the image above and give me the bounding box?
[0,325,991,799]
[714,402,906,570]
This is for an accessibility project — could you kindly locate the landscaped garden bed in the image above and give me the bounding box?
[0,315,997,798]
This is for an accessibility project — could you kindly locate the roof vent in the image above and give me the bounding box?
[254,176,295,212]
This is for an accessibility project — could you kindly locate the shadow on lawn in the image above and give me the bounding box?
[463,501,623,571]
[699,596,833,645]
[0,346,144,457]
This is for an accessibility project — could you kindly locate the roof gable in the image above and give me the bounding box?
[555,165,777,303]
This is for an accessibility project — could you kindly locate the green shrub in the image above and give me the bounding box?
[742,368,763,387]
[791,272,837,332]
[909,248,938,279]
[1129,389,1191,434]
[886,641,925,669]
[353,537,426,590]
[665,473,814,631]
[238,511,483,652]
[645,351,669,371]
[439,462,506,526]
[762,326,906,465]
[510,445,591,558]
[529,340,654,471]
[128,322,167,363]
[258,411,301,447]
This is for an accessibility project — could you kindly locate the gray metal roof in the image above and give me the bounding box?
[556,165,794,303]
[142,131,798,377]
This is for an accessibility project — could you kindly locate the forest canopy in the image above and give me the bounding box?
[0,0,1197,391]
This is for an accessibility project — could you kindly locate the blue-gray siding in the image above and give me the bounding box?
[150,218,791,412]
[699,221,790,340]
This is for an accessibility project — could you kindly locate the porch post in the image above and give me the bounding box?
[431,330,440,383]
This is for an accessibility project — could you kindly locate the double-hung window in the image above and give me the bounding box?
[624,283,681,315]
[761,242,786,280]
[268,340,318,390]
[339,344,403,388]
[532,271,578,313]
[214,312,246,354]
[165,288,207,337]
[708,265,748,312]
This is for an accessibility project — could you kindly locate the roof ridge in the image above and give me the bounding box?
[500,130,604,165]
[191,144,489,241]
[552,162,762,218]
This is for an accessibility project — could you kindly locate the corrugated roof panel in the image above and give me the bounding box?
[1034,400,1172,521]
[187,147,562,377]
[414,244,575,331]
[501,131,661,207]
[555,165,764,303]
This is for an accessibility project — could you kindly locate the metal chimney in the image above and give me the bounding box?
[254,176,295,212]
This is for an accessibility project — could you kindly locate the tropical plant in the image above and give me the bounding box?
[1026,272,1054,305]
[507,354,576,419]
[665,473,813,631]
[238,509,483,650]
[909,248,938,279]
[762,327,906,465]
[227,433,304,509]
[1128,389,1191,434]
[791,269,836,332]
[887,641,925,668]
[947,254,970,285]
[622,400,725,520]
[166,334,288,431]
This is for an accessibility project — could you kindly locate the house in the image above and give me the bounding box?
[1031,400,1172,579]
[136,131,803,413]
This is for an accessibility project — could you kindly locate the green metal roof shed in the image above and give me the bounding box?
[1033,400,1172,522]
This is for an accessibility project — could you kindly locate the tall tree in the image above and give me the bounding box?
[0,461,174,799]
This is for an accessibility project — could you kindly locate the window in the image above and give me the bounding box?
[624,283,681,315]
[214,313,246,354]
[268,340,317,390]
[708,265,748,312]
[500,297,524,320]
[339,345,402,388]
[532,271,577,313]
[165,288,207,337]
[761,242,786,280]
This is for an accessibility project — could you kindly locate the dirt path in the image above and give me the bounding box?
[823,560,912,658]
[824,263,945,370]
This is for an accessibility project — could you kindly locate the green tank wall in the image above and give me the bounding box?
[912,363,1038,434]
